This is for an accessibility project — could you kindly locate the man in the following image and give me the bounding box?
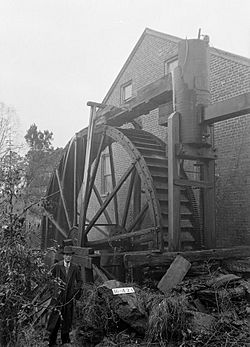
[47,246,82,346]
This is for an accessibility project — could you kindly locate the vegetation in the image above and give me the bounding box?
[0,113,63,346]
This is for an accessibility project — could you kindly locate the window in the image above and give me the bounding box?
[101,152,112,195]
[164,58,178,75]
[121,81,132,103]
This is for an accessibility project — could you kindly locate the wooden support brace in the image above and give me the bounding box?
[157,255,191,294]
[168,112,181,251]
[124,246,250,268]
[202,159,216,248]
[72,246,100,283]
[204,92,250,124]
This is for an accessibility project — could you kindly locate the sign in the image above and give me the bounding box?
[112,287,135,295]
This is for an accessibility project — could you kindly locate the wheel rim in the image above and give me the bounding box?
[42,125,199,251]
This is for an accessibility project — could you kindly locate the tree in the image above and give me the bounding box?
[0,103,21,160]
[24,123,53,152]
[24,124,63,247]
[0,153,57,346]
[0,149,26,228]
[0,116,61,346]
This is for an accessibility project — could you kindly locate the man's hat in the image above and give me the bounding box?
[62,246,75,255]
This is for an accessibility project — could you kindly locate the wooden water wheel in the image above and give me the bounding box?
[42,124,200,253]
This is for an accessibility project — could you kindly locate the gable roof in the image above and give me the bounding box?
[102,28,250,104]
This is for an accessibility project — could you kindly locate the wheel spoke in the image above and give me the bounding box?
[93,184,112,224]
[121,168,136,228]
[44,210,67,238]
[84,162,136,238]
[126,202,148,233]
[73,136,78,225]
[86,132,106,205]
[86,218,109,237]
[55,169,72,230]
[109,143,119,225]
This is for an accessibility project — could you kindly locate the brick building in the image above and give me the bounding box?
[98,28,250,247]
[42,28,250,250]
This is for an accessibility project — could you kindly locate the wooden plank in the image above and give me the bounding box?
[204,92,250,124]
[72,247,100,283]
[98,75,173,126]
[133,172,141,228]
[86,132,106,205]
[55,169,72,230]
[158,102,173,126]
[168,112,181,251]
[176,143,217,160]
[121,168,136,228]
[93,185,112,224]
[73,137,78,225]
[157,255,191,294]
[174,178,212,189]
[109,144,119,225]
[203,159,216,248]
[92,264,109,283]
[44,211,67,238]
[124,246,250,268]
[72,246,94,269]
[78,105,97,246]
[126,202,148,233]
[87,227,156,248]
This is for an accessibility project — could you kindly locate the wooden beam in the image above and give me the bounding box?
[44,210,67,238]
[124,246,250,268]
[73,137,78,225]
[202,159,216,248]
[157,255,191,294]
[85,218,109,237]
[93,185,112,224]
[98,75,173,127]
[121,168,136,228]
[168,112,181,251]
[204,92,250,124]
[79,104,98,246]
[174,178,212,189]
[87,227,156,248]
[86,132,106,205]
[55,169,72,230]
[126,202,148,233]
[109,144,119,225]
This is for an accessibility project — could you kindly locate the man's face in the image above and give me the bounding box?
[64,254,72,263]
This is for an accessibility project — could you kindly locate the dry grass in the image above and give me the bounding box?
[145,294,188,346]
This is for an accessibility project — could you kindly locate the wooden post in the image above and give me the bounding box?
[78,105,97,246]
[73,136,78,226]
[78,102,106,247]
[72,246,101,283]
[203,159,216,248]
[168,112,181,251]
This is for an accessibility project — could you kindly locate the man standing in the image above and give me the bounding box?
[48,246,82,346]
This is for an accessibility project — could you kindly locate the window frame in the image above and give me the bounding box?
[121,81,133,103]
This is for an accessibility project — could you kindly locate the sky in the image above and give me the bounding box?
[0,0,249,149]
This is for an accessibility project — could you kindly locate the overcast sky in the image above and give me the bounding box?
[0,0,249,148]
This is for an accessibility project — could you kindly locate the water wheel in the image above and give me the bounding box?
[42,124,200,253]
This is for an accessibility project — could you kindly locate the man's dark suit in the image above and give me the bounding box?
[48,260,82,346]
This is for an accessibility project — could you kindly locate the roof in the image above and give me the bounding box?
[102,28,250,104]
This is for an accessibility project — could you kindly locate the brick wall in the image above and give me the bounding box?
[103,31,250,247]
[210,51,250,246]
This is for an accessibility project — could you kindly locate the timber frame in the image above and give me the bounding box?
[43,37,250,278]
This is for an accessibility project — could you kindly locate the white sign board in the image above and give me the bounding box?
[112,287,135,295]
